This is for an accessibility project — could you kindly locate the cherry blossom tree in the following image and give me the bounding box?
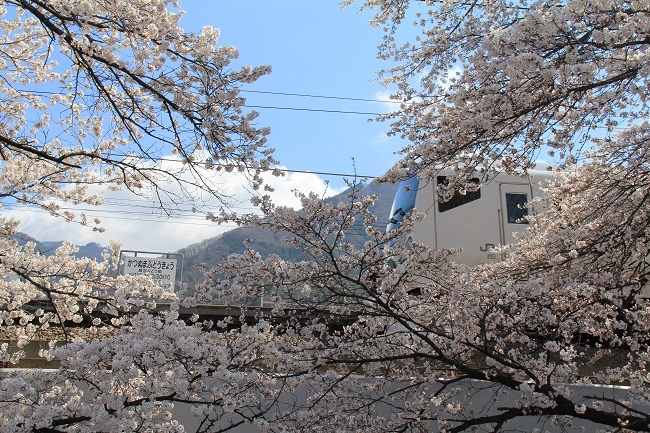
[203,166,650,432]
[345,0,649,185]
[3,0,650,431]
[196,0,650,431]
[0,1,282,431]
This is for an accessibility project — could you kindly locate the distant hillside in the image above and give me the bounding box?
[178,181,400,288]
[9,181,402,289]
[12,232,108,261]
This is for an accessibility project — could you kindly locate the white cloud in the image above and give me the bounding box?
[373,90,401,115]
[5,158,340,253]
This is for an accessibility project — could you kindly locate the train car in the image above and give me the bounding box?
[386,166,554,266]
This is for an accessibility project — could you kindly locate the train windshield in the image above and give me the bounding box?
[386,176,419,233]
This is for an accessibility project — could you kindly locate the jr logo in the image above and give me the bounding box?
[480,243,496,252]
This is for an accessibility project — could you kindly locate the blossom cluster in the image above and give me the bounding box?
[1,0,649,431]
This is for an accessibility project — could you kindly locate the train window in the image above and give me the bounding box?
[505,193,529,224]
[437,176,481,212]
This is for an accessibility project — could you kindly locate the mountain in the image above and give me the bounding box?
[9,181,402,290]
[12,232,108,261]
[178,181,400,288]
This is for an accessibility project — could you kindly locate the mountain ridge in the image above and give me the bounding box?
[14,181,400,289]
[178,181,399,287]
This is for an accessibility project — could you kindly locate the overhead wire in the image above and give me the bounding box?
[239,89,401,104]
[6,86,393,234]
[8,201,390,231]
[4,150,386,228]
[281,168,377,179]
[240,88,398,116]
[15,87,397,117]
[73,150,380,179]
[6,157,391,229]
[244,104,384,116]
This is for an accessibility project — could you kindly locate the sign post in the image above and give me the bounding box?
[120,250,183,294]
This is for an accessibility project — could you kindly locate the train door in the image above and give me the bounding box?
[499,183,534,247]
[432,176,499,266]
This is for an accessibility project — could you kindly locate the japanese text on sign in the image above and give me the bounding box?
[123,257,177,293]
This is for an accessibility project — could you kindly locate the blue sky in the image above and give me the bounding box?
[10,1,410,252]
[180,1,406,187]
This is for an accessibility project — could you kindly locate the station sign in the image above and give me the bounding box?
[122,256,177,293]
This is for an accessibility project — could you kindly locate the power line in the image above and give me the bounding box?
[11,87,638,131]
[79,214,237,227]
[9,201,390,230]
[9,203,240,227]
[100,153,381,179]
[244,104,384,116]
[8,201,251,220]
[240,89,401,104]
[14,88,395,117]
[281,168,377,179]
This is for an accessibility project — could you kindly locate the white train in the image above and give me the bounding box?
[386,166,554,266]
